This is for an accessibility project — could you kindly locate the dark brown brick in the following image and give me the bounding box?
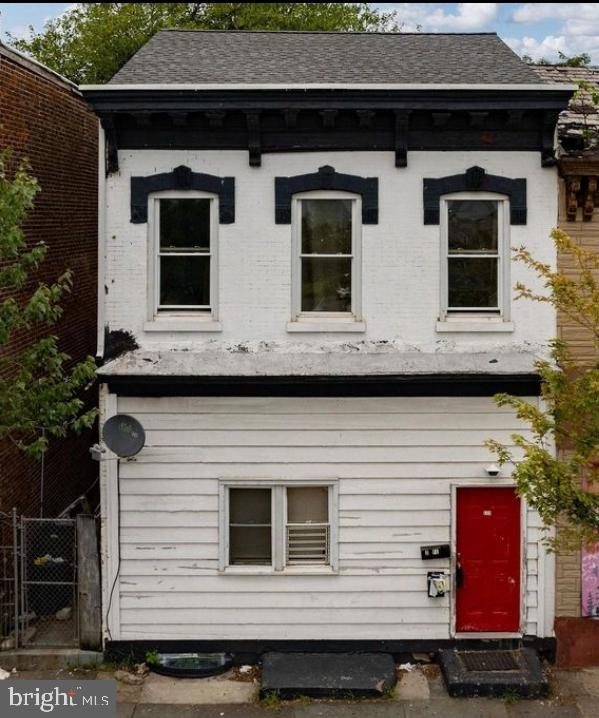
[0,49,98,517]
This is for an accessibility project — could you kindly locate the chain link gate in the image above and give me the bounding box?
[20,518,78,647]
[0,510,19,650]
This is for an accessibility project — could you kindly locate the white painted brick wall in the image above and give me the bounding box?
[103,150,558,353]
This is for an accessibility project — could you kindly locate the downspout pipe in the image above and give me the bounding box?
[96,120,106,361]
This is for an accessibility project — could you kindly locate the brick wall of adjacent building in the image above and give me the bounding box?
[0,45,98,517]
[554,179,599,618]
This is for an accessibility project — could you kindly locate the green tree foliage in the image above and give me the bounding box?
[523,51,591,67]
[0,151,97,458]
[486,230,599,548]
[8,3,398,84]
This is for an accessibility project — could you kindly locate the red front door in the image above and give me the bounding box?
[456,487,521,633]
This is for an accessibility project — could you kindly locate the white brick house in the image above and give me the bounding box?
[82,31,572,658]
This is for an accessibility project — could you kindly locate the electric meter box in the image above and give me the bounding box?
[420,544,450,560]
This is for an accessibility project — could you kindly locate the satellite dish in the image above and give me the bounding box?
[103,414,146,457]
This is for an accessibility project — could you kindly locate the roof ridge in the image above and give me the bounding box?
[157,28,499,36]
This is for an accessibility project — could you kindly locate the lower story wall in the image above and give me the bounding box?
[100,392,554,643]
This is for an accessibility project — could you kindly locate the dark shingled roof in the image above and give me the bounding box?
[109,30,543,86]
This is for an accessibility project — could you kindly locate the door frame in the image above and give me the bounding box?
[450,481,527,639]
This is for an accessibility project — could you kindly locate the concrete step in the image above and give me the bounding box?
[0,649,103,671]
[438,648,549,698]
[261,652,396,699]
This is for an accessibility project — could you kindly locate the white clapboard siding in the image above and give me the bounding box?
[139,413,529,431]
[120,624,447,640]
[119,397,521,414]
[143,429,518,447]
[119,463,516,480]
[114,395,544,640]
[120,591,444,609]
[130,446,510,463]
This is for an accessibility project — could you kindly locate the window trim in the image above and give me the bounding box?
[219,479,339,574]
[146,189,219,323]
[439,191,511,325]
[290,190,363,327]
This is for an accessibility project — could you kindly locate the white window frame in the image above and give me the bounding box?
[289,190,363,328]
[439,192,511,325]
[218,479,339,574]
[147,189,219,323]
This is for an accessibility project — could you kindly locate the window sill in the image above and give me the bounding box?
[436,319,515,333]
[144,319,223,332]
[287,320,366,333]
[220,566,338,576]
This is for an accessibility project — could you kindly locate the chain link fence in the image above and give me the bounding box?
[20,518,78,647]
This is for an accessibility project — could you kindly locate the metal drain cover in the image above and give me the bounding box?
[439,648,549,698]
[461,651,519,672]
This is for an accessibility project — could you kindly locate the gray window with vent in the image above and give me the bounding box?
[221,482,337,572]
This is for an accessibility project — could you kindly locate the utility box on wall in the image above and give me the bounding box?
[421,544,450,561]
[427,572,449,598]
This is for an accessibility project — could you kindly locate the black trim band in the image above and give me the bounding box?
[85,88,573,113]
[106,637,556,665]
[275,165,378,224]
[100,373,541,397]
[423,165,527,224]
[130,164,235,223]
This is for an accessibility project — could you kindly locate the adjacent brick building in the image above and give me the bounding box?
[0,42,98,516]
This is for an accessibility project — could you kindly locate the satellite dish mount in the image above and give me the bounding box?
[101,414,146,458]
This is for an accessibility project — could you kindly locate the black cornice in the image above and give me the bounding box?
[83,87,573,113]
[84,87,573,171]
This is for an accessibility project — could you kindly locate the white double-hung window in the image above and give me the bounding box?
[439,193,511,327]
[220,482,338,572]
[289,191,363,330]
[148,191,218,321]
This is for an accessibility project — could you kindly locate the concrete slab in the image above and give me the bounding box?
[261,652,396,699]
[97,671,143,703]
[506,701,581,717]
[101,348,539,379]
[6,669,73,680]
[395,671,430,701]
[291,705,407,718]
[580,668,599,697]
[117,704,136,718]
[402,699,509,718]
[576,695,599,718]
[427,675,448,699]
[0,649,103,671]
[134,705,291,718]
[553,669,586,697]
[139,671,257,705]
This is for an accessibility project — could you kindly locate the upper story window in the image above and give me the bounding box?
[290,191,363,329]
[149,191,218,320]
[440,193,510,323]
